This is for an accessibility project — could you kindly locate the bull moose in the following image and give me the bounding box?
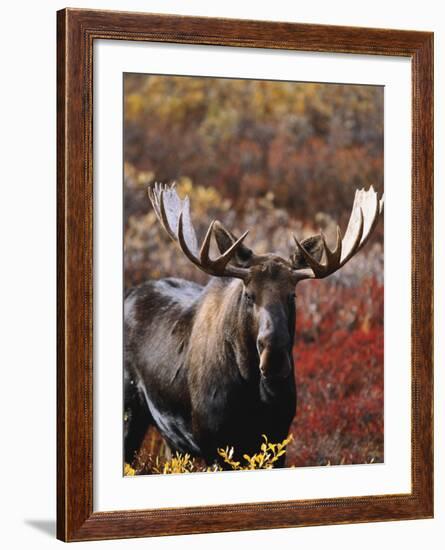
[124,183,383,467]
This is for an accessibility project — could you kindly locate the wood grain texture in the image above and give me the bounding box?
[57,8,434,542]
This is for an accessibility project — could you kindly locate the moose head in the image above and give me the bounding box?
[148,183,383,382]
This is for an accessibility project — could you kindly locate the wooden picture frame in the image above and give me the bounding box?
[57,8,433,542]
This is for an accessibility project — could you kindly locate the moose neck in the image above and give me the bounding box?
[188,278,255,381]
[195,277,295,384]
[230,282,261,380]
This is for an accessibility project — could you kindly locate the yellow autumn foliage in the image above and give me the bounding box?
[124,463,136,476]
[217,434,293,471]
[124,435,293,476]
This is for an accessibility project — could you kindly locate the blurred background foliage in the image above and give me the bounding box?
[124,75,383,234]
[124,74,384,468]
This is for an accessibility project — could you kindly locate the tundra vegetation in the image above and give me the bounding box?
[123,75,384,474]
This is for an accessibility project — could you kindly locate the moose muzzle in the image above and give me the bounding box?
[258,345,293,379]
[257,305,293,379]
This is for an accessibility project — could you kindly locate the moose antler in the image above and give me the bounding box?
[148,183,250,280]
[292,186,384,280]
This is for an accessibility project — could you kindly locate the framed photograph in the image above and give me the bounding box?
[57,8,433,542]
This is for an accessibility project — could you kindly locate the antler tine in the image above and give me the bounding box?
[149,182,199,255]
[209,231,249,272]
[177,210,203,269]
[149,182,250,280]
[379,194,384,214]
[148,185,160,219]
[340,206,364,266]
[177,210,250,279]
[158,188,177,241]
[351,185,381,255]
[199,221,216,265]
[148,183,171,238]
[292,187,382,281]
[321,227,342,267]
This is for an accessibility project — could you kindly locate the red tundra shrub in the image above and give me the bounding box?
[286,277,384,467]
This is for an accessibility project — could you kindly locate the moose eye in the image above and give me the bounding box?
[245,292,256,305]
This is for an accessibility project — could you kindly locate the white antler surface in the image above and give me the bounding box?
[149,183,250,280]
[293,186,384,280]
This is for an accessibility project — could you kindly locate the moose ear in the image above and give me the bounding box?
[213,221,253,267]
[290,234,324,269]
